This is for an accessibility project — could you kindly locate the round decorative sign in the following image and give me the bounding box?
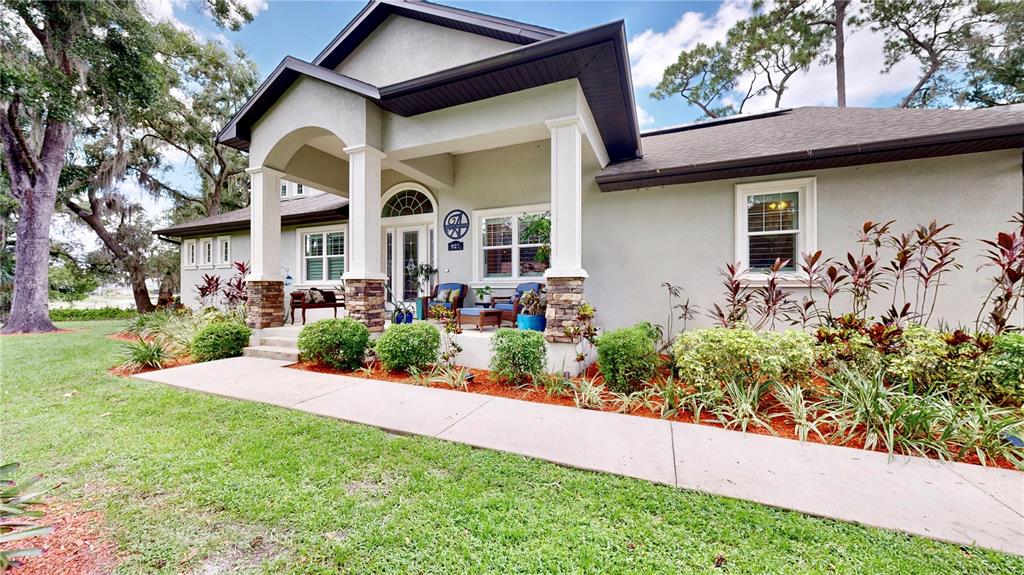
[443,209,470,240]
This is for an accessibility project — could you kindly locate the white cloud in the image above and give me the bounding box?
[139,0,268,33]
[629,0,927,112]
[628,0,753,89]
[742,17,920,110]
[635,103,655,127]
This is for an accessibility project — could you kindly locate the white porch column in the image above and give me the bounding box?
[342,144,388,331]
[342,144,387,280]
[543,117,588,343]
[246,166,285,281]
[544,116,588,279]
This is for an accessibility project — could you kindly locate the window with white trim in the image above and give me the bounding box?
[295,183,304,195]
[473,205,550,283]
[280,183,288,197]
[300,226,345,283]
[216,236,231,267]
[183,239,197,269]
[200,238,214,267]
[735,177,816,275]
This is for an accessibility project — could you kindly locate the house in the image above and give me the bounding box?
[156,0,1024,342]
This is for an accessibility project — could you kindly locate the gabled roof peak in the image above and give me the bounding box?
[313,0,563,70]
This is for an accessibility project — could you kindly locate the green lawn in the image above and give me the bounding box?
[3,321,1022,574]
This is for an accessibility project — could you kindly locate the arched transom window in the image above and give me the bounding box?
[381,188,434,218]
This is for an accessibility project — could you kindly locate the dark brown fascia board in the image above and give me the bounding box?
[217,57,380,150]
[596,124,1024,192]
[313,0,561,70]
[154,211,349,238]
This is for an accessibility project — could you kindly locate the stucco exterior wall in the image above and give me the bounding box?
[334,15,517,86]
[583,149,1024,332]
[433,140,551,293]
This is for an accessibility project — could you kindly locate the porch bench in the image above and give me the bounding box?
[289,288,345,324]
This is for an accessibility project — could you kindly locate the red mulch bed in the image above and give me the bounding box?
[290,360,1020,471]
[107,332,142,342]
[107,356,193,377]
[0,499,116,575]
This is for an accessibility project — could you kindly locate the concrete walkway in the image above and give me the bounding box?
[133,357,1024,556]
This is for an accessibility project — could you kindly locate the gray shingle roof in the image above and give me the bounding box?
[597,106,1024,191]
[154,193,349,237]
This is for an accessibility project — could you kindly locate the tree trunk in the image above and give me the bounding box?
[157,273,175,307]
[834,0,849,107]
[2,190,58,333]
[129,265,156,313]
[65,194,155,314]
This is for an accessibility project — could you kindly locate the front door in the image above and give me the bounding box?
[389,225,428,302]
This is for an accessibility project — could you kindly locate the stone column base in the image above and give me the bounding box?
[245,280,285,329]
[345,279,386,332]
[544,276,585,343]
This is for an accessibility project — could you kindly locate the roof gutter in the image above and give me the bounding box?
[597,123,1024,192]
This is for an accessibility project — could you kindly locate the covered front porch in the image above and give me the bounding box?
[241,78,608,344]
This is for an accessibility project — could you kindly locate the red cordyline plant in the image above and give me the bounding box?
[976,212,1024,334]
[908,221,962,326]
[750,258,795,330]
[787,250,829,328]
[222,261,251,309]
[708,263,752,328]
[195,274,222,308]
[842,220,893,319]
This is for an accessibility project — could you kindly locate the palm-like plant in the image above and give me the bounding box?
[1,463,54,570]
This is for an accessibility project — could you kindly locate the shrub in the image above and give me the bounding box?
[596,325,658,393]
[375,322,439,371]
[490,328,546,384]
[119,338,170,370]
[297,318,370,370]
[50,306,137,321]
[885,324,948,391]
[673,328,816,389]
[190,322,252,362]
[985,333,1024,405]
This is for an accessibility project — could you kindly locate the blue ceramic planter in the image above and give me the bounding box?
[517,314,546,331]
[393,311,414,324]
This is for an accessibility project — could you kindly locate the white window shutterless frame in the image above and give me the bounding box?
[471,204,550,286]
[297,225,346,284]
[734,177,816,279]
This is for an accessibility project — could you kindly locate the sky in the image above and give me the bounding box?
[87,0,922,249]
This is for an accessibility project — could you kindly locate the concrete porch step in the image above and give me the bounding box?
[259,336,298,348]
[243,345,299,362]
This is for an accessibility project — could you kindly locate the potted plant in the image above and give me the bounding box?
[517,290,547,332]
[474,285,493,307]
[385,284,414,324]
[408,263,438,319]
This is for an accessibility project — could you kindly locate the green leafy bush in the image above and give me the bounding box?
[885,324,948,390]
[596,325,658,392]
[50,306,137,321]
[985,333,1024,405]
[119,338,169,370]
[375,322,439,371]
[490,328,546,384]
[298,318,370,370]
[190,322,252,362]
[673,328,815,389]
